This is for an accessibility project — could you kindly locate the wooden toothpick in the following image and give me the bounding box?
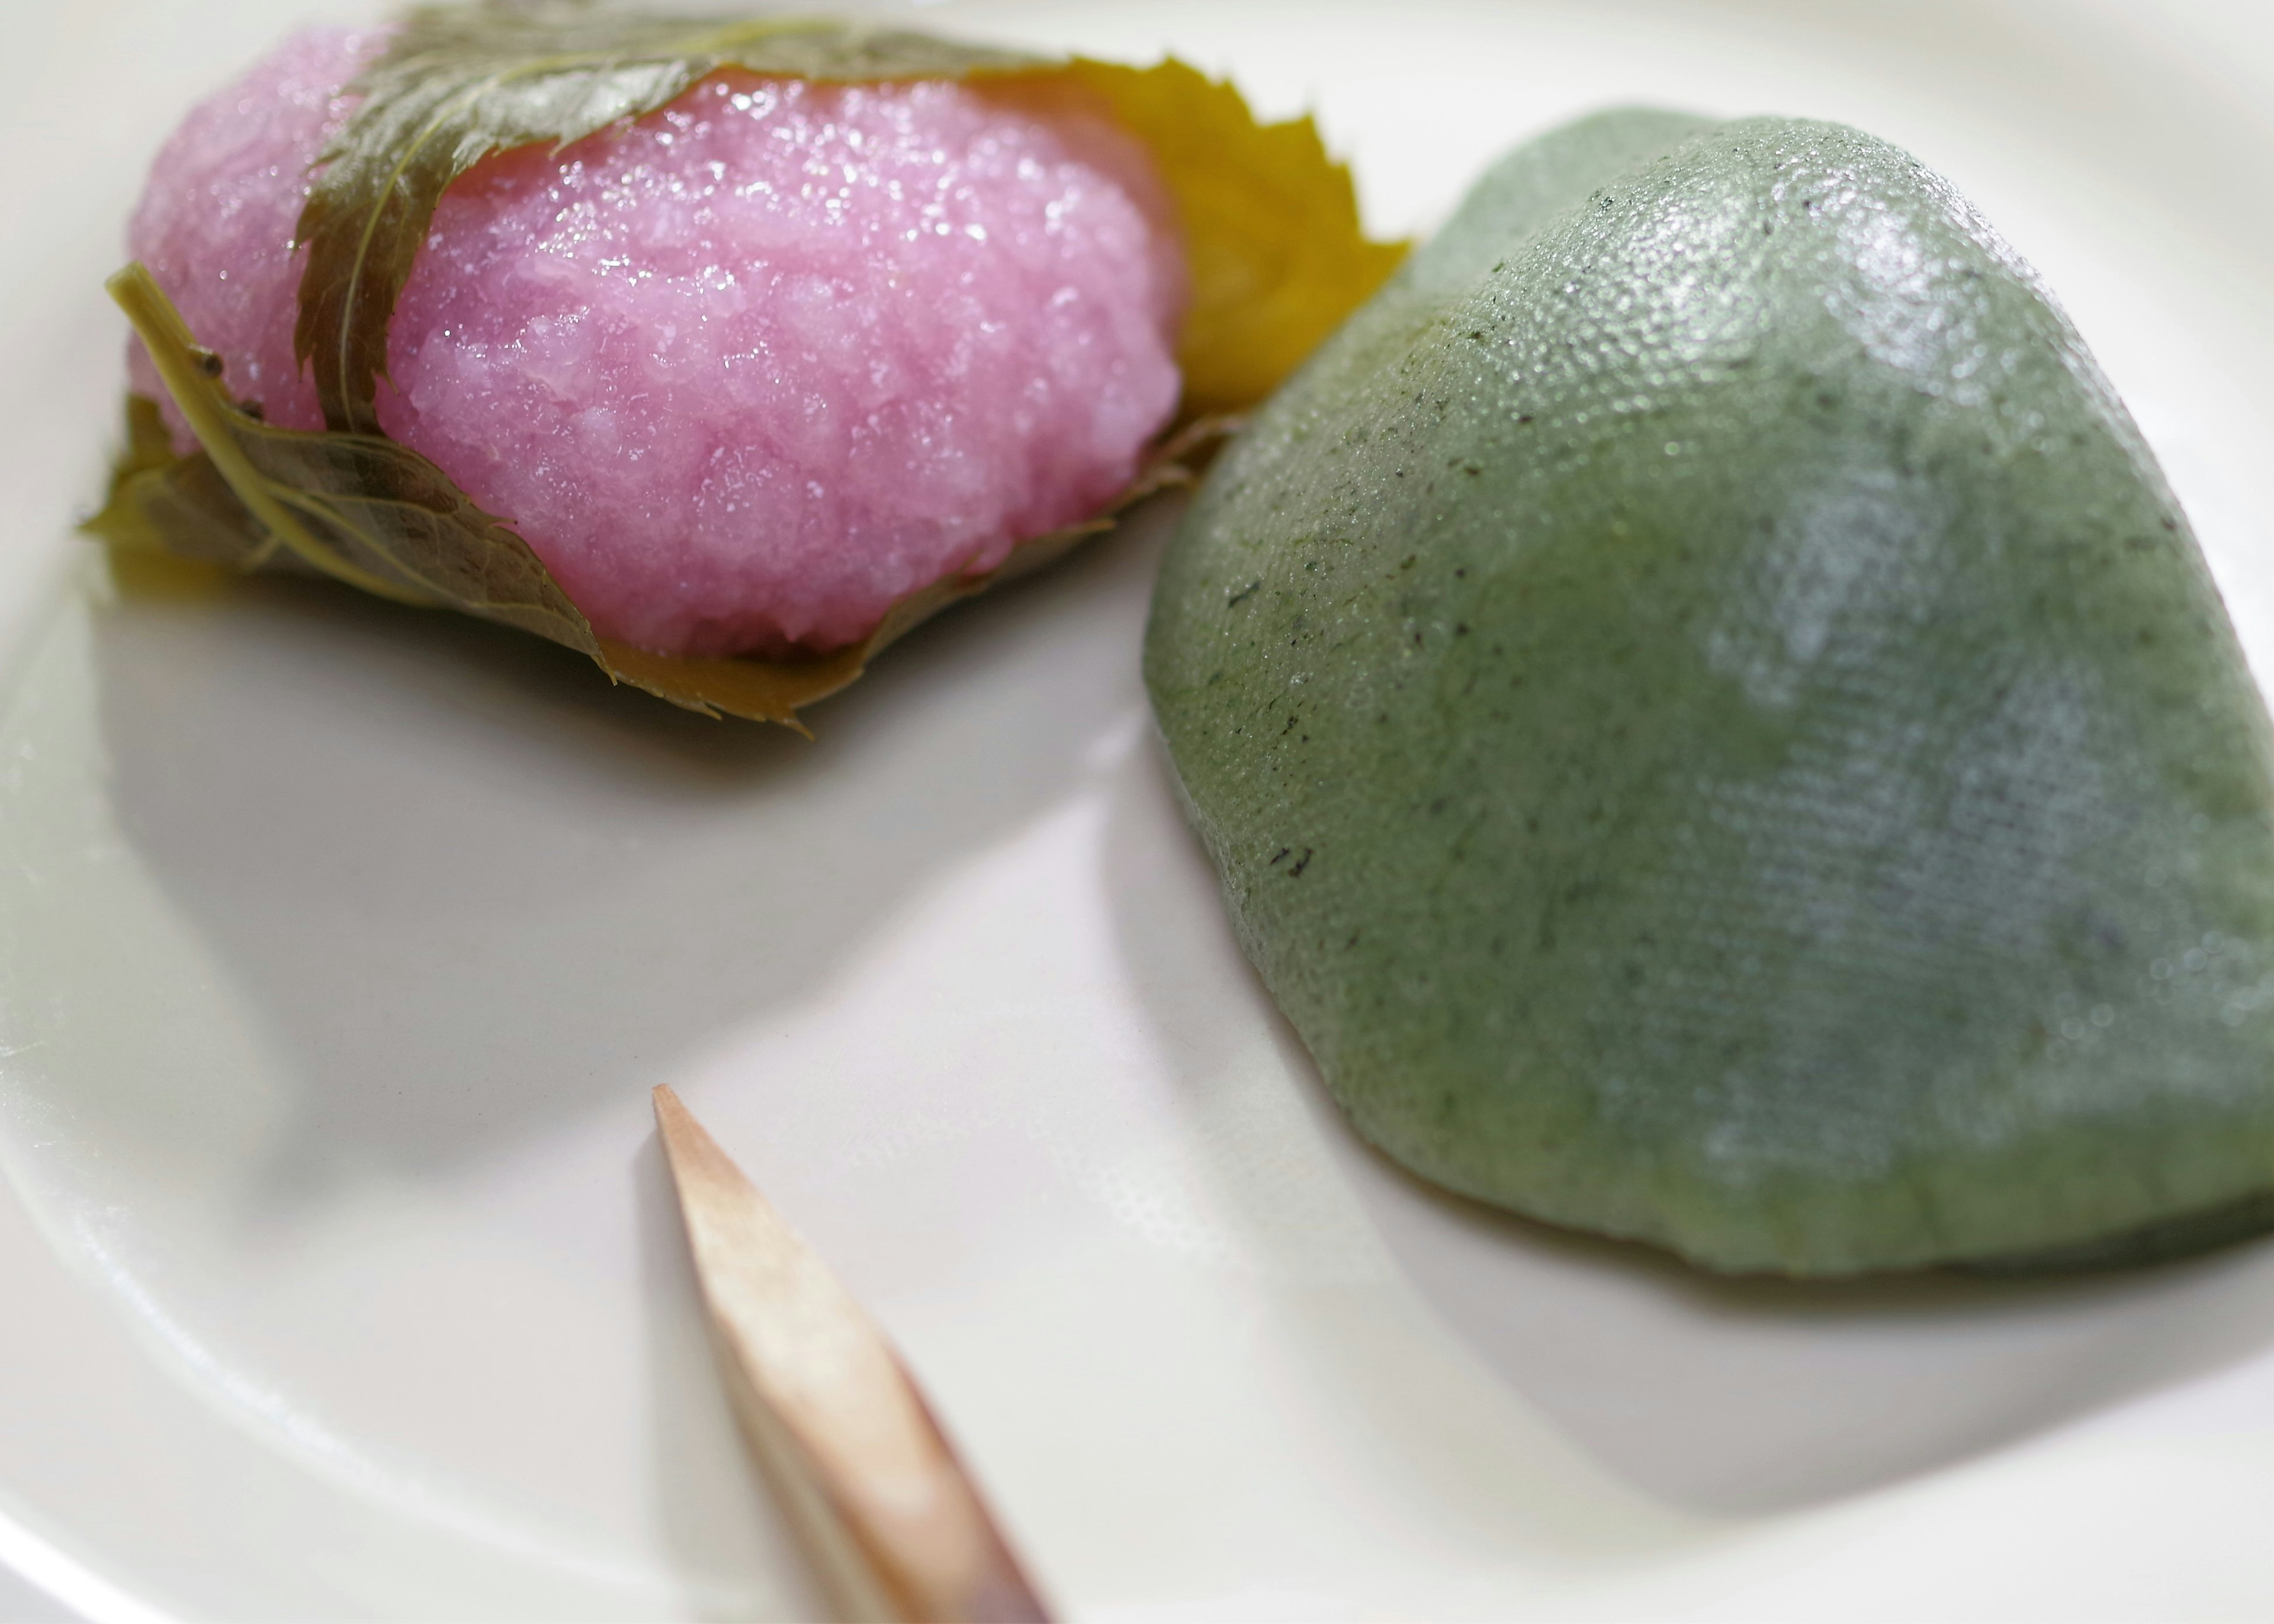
[651,1086,1051,1624]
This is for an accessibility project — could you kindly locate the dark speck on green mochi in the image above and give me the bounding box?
[1143,108,2274,1276]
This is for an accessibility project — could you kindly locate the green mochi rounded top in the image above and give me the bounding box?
[1144,110,2274,1275]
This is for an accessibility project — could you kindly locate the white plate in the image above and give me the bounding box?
[5,1,2274,1619]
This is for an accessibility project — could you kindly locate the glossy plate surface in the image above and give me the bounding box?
[4,2,2273,1618]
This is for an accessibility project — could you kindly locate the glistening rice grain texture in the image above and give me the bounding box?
[126,28,384,451]
[128,27,1187,657]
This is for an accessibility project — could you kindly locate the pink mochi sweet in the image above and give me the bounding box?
[128,27,1187,657]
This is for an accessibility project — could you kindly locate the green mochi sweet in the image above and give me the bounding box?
[1144,109,2274,1275]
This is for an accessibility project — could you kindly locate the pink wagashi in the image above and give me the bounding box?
[128,26,1186,659]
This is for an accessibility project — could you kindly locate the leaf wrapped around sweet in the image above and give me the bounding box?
[294,7,1049,435]
[94,265,1214,725]
[91,4,1406,724]
[1146,110,2274,1275]
[98,264,593,639]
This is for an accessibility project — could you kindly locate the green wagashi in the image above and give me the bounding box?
[1145,110,2274,1275]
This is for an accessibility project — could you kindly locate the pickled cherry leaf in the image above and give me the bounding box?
[103,2,1399,723]
[299,3,1401,432]
[297,6,1048,432]
[95,266,1228,725]
[1059,57,1409,416]
[97,263,599,652]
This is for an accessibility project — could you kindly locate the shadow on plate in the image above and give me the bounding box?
[89,501,1180,1204]
[1099,733,2274,1519]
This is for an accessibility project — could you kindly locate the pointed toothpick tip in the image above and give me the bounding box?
[653,1087,1052,1624]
